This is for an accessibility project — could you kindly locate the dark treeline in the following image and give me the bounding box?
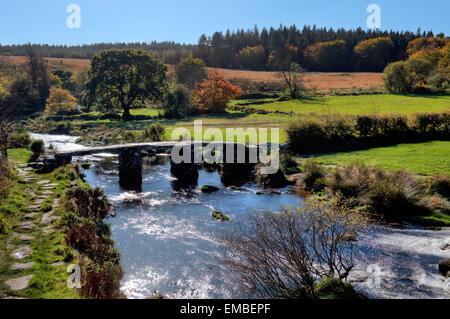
[0,25,445,72]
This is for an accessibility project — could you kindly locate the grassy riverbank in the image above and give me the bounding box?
[311,141,450,176]
[0,149,81,298]
[0,149,122,299]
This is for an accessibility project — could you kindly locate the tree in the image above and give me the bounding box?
[45,87,78,114]
[234,45,266,70]
[268,45,299,71]
[87,49,167,120]
[304,40,351,71]
[175,56,207,89]
[191,71,241,113]
[224,197,366,298]
[279,63,306,99]
[26,46,50,109]
[163,84,192,118]
[383,58,433,93]
[71,67,90,109]
[354,37,394,72]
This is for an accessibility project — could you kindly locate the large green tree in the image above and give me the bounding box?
[87,49,167,120]
[175,56,207,89]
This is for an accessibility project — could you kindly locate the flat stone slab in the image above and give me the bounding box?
[44,183,58,187]
[5,275,33,291]
[34,199,47,205]
[14,233,34,242]
[36,180,51,185]
[42,212,59,225]
[28,205,41,211]
[10,246,33,260]
[42,225,54,234]
[10,262,35,271]
[24,213,38,220]
[23,167,33,171]
[16,222,35,231]
[36,195,50,200]
[51,261,65,267]
[41,190,54,195]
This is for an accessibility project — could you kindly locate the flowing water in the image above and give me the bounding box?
[31,133,450,299]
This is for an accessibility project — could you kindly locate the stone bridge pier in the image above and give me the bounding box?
[119,149,143,190]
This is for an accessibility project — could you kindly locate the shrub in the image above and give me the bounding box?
[163,85,193,118]
[224,197,366,298]
[63,185,111,219]
[427,174,450,199]
[302,159,326,192]
[287,112,450,155]
[30,139,44,160]
[81,262,123,299]
[62,184,123,299]
[143,123,165,142]
[0,213,9,234]
[0,156,11,199]
[316,277,366,299]
[8,127,30,148]
[383,59,433,93]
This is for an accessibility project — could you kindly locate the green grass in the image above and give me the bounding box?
[44,93,450,145]
[0,149,82,299]
[231,94,450,115]
[311,141,450,176]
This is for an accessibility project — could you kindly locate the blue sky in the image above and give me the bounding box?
[0,0,448,45]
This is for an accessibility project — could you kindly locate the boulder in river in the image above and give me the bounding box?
[201,185,220,193]
[438,259,450,277]
[212,210,230,222]
[254,166,289,188]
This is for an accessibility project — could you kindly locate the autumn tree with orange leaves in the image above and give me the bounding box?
[191,71,241,113]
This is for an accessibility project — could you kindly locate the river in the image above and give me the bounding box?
[30,133,450,299]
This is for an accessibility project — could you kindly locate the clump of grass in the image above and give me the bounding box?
[316,277,367,299]
[143,122,165,142]
[427,174,450,199]
[61,184,123,299]
[302,159,326,192]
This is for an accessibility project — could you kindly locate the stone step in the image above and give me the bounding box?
[41,190,54,195]
[15,222,36,231]
[28,205,41,211]
[24,213,38,220]
[10,246,33,260]
[42,225,54,235]
[5,275,34,291]
[50,261,65,267]
[36,180,51,185]
[13,233,34,242]
[10,262,35,271]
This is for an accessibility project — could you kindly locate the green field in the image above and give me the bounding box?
[311,141,450,176]
[51,93,450,145]
[231,94,450,115]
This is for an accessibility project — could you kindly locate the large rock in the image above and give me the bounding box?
[438,259,450,277]
[254,166,289,189]
[201,185,220,193]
